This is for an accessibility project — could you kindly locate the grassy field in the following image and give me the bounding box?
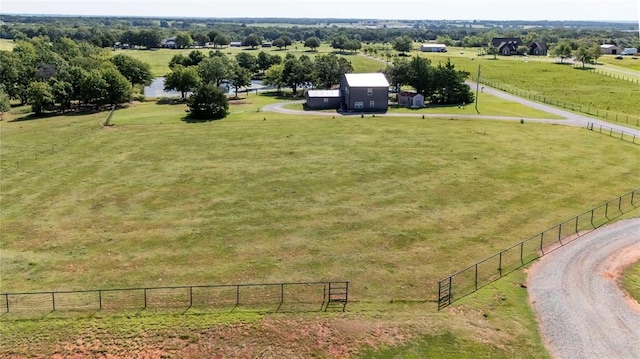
[285,91,564,119]
[2,91,639,357]
[116,43,384,77]
[598,56,640,72]
[623,261,640,304]
[0,38,16,51]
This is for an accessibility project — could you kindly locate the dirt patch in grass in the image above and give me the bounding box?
[7,317,409,358]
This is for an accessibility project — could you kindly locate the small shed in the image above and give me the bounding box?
[622,48,638,56]
[420,44,447,52]
[600,44,622,55]
[306,90,341,110]
[398,92,425,108]
[230,41,243,47]
[340,73,390,112]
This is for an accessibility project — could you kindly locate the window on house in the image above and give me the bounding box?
[354,102,364,109]
[367,88,373,96]
[370,101,375,108]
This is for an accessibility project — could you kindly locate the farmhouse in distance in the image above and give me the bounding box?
[306,73,390,112]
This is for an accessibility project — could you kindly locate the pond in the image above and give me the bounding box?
[144,78,270,98]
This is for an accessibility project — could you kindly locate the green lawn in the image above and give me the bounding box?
[623,261,640,304]
[598,55,640,72]
[1,99,639,357]
[0,38,15,51]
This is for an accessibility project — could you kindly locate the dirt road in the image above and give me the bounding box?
[528,219,640,359]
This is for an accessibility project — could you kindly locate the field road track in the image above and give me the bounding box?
[528,218,640,359]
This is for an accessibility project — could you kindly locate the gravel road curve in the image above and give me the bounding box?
[528,218,640,359]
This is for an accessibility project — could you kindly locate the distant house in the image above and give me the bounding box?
[420,43,447,52]
[161,37,177,49]
[600,44,622,55]
[622,48,638,56]
[528,41,547,56]
[398,92,424,108]
[492,37,522,56]
[304,73,390,112]
[340,73,390,112]
[229,41,243,47]
[261,42,273,48]
[305,90,341,110]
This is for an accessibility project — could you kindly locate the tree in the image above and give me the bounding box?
[49,77,73,111]
[187,82,228,120]
[393,36,413,54]
[590,44,602,64]
[304,36,321,51]
[236,52,258,73]
[330,35,348,51]
[79,70,108,106]
[198,56,231,86]
[574,46,592,68]
[278,36,293,49]
[175,32,194,49]
[164,65,200,99]
[137,29,162,48]
[516,45,529,56]
[263,63,285,95]
[257,51,272,73]
[385,57,411,101]
[429,59,473,105]
[282,55,312,96]
[110,54,153,86]
[243,34,262,49]
[213,34,230,48]
[27,81,55,115]
[313,54,353,89]
[101,67,132,105]
[169,54,188,69]
[486,43,498,59]
[0,89,10,116]
[187,50,205,66]
[343,39,362,53]
[407,56,432,96]
[228,63,251,98]
[552,42,573,63]
[272,38,286,50]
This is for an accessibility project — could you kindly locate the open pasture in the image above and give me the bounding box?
[2,99,639,303]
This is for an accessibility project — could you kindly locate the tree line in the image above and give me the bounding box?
[0,37,152,115]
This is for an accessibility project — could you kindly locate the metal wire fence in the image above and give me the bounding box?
[438,188,640,310]
[0,281,349,316]
[586,122,640,145]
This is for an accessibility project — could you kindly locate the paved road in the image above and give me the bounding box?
[528,219,640,359]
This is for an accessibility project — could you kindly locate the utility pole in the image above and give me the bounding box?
[475,64,481,114]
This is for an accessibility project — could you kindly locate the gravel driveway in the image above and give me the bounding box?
[528,218,640,359]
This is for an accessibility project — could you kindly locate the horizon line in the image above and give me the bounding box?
[1,13,637,24]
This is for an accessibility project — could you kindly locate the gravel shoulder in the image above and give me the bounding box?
[527,218,640,359]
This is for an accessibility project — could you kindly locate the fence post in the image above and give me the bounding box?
[474,264,478,291]
[143,289,147,309]
[605,202,609,220]
[558,223,563,245]
[5,293,8,313]
[52,292,56,311]
[520,242,524,264]
[618,196,622,213]
[498,252,503,276]
[448,276,452,305]
[236,285,240,306]
[575,216,579,235]
[591,209,595,228]
[189,287,193,308]
[540,232,544,255]
[99,290,102,310]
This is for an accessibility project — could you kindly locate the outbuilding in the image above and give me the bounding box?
[420,43,447,52]
[340,73,390,112]
[305,90,341,110]
[600,44,622,55]
[398,92,425,108]
[229,41,243,47]
[622,48,638,56]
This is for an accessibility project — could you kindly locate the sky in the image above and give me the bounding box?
[1,0,639,22]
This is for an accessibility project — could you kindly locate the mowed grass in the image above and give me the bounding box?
[0,38,16,51]
[2,100,640,303]
[116,43,384,77]
[598,55,640,72]
[623,261,640,303]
